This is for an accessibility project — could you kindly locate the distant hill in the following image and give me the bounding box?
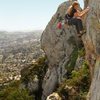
[0,30,44,84]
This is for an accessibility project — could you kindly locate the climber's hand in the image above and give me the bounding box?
[87,6,90,9]
[86,6,90,11]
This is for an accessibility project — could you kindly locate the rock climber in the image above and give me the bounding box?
[65,1,90,37]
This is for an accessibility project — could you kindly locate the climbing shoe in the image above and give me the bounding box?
[80,30,86,35]
[77,33,82,37]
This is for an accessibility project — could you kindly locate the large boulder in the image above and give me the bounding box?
[41,0,81,99]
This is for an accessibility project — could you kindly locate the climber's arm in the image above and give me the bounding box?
[74,7,90,17]
[79,7,90,17]
[67,6,72,15]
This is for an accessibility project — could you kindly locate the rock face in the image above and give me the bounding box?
[46,92,61,100]
[83,0,100,99]
[0,31,43,84]
[41,0,100,100]
[41,1,81,99]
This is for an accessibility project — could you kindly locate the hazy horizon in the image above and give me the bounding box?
[0,29,43,32]
[0,0,84,32]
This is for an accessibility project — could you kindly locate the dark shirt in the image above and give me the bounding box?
[66,8,77,19]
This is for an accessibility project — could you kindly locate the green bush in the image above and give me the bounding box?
[21,56,48,83]
[67,61,90,89]
[65,47,78,76]
[57,61,91,100]
[0,81,34,100]
[20,56,48,99]
[78,48,85,57]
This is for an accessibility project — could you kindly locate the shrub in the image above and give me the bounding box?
[57,61,91,100]
[0,81,34,100]
[65,47,78,77]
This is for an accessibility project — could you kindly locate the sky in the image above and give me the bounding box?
[0,0,84,31]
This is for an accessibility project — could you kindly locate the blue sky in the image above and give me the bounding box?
[0,0,84,31]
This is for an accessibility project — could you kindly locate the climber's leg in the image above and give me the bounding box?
[77,19,84,34]
[69,18,85,37]
[69,18,80,34]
